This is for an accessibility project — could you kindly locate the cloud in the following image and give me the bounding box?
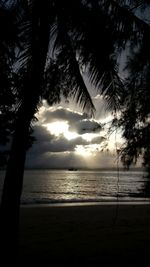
[26,151,88,169]
[69,119,101,134]
[40,107,102,135]
[42,107,88,124]
[26,124,108,168]
[92,94,111,120]
[28,125,89,155]
[90,136,106,144]
[41,98,111,127]
[25,104,118,169]
[26,144,120,169]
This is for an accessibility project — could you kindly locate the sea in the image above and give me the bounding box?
[0,169,150,205]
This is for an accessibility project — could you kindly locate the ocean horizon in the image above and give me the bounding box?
[0,169,150,205]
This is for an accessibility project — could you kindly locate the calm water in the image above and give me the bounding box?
[0,170,150,205]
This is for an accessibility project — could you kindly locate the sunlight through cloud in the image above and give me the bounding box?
[75,144,100,157]
[45,121,79,140]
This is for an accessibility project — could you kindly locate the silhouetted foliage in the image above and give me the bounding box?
[113,2,150,174]
[0,3,18,167]
[0,1,150,263]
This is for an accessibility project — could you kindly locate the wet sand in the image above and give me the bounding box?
[18,203,150,266]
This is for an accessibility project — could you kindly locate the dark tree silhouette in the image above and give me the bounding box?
[0,63,15,167]
[112,2,150,174]
[0,3,19,167]
[0,0,150,264]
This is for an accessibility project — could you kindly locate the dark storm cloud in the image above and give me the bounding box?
[25,124,119,169]
[69,119,101,134]
[90,136,106,144]
[26,142,118,170]
[25,104,112,168]
[26,124,91,168]
[25,152,87,169]
[42,107,102,135]
[29,125,89,155]
[26,123,108,168]
[42,107,88,124]
[33,125,55,142]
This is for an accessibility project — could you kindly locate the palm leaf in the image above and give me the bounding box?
[50,12,96,116]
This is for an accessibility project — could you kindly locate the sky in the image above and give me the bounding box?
[24,41,139,170]
[25,88,124,169]
[3,1,147,170]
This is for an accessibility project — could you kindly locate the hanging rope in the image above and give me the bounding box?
[112,115,120,226]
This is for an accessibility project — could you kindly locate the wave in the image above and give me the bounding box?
[21,196,150,206]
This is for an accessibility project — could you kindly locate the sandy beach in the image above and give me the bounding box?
[18,203,150,266]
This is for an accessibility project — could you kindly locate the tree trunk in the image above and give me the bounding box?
[0,1,51,264]
[0,103,35,264]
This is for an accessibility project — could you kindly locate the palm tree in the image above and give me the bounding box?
[0,2,19,161]
[0,0,96,259]
[0,0,149,262]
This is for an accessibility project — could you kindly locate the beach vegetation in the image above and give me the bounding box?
[0,0,150,262]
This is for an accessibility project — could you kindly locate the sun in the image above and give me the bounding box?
[46,121,68,136]
[45,121,79,140]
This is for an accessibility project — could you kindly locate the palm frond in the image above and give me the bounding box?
[101,70,125,111]
[42,59,62,105]
[50,12,95,116]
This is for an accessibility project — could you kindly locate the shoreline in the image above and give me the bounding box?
[21,200,150,208]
